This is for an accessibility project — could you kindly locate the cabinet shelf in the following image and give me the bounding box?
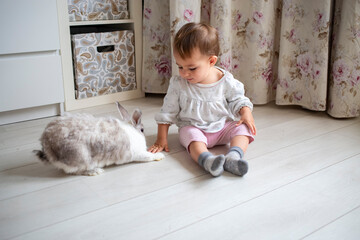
[57,0,144,111]
[69,19,134,26]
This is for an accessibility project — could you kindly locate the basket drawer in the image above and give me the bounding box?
[72,30,136,99]
[68,0,129,22]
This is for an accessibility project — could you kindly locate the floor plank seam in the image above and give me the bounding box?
[0,162,38,174]
[0,162,191,202]
[299,204,360,240]
[248,126,360,161]
[0,175,83,202]
[0,142,39,152]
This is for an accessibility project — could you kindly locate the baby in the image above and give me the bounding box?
[148,22,256,177]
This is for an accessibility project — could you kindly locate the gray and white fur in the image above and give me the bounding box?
[34,102,164,176]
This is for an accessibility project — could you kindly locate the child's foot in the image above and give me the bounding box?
[198,152,225,177]
[224,147,248,176]
[224,159,248,176]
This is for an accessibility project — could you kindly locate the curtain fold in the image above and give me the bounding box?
[142,0,360,118]
[327,0,360,117]
[276,0,331,111]
[142,0,171,93]
[169,0,202,76]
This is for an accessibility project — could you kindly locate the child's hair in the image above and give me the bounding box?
[173,22,220,59]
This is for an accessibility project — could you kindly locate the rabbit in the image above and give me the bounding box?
[33,102,164,176]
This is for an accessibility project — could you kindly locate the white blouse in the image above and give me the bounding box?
[155,67,253,133]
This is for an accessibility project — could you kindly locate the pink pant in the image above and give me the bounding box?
[179,121,254,151]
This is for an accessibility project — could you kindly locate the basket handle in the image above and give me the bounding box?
[97,45,115,53]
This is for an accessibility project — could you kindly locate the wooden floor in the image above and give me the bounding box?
[0,96,359,240]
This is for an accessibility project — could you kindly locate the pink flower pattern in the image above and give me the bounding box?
[332,59,350,84]
[313,12,326,32]
[289,29,297,44]
[144,8,152,19]
[351,70,360,86]
[262,64,273,85]
[296,53,313,77]
[252,11,263,24]
[220,54,232,71]
[184,9,194,22]
[232,12,242,30]
[155,56,171,79]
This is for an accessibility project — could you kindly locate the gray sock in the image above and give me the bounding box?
[198,152,225,177]
[224,146,248,176]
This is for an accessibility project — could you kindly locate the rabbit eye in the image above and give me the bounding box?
[141,128,144,133]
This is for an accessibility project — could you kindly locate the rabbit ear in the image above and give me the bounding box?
[132,109,142,125]
[116,102,131,122]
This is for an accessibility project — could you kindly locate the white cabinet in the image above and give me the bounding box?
[0,0,64,125]
[0,0,60,55]
[57,0,144,111]
[0,54,63,112]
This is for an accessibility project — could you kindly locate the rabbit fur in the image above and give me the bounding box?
[34,102,164,176]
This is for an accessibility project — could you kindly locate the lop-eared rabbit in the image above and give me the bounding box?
[34,102,164,176]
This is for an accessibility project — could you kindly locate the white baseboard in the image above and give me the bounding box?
[0,103,63,125]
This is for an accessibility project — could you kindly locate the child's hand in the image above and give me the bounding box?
[149,124,170,153]
[148,139,169,153]
[237,107,257,135]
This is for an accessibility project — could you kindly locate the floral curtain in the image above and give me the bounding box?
[142,0,360,118]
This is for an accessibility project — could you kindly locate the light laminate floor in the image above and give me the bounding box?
[0,96,359,240]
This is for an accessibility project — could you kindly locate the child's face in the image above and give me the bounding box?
[174,48,217,84]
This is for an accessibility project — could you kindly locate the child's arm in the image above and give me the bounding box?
[148,124,170,153]
[236,107,257,135]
